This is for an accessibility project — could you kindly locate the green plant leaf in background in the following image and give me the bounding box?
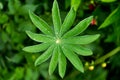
[0,2,3,10]
[101,0,116,3]
[23,0,100,78]
[99,5,120,29]
[71,0,81,11]
[0,14,8,24]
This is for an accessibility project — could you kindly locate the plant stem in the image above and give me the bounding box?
[63,47,120,79]
[94,47,120,65]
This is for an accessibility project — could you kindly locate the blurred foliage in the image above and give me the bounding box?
[0,0,120,80]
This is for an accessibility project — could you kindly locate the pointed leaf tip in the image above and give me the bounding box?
[62,47,84,73]
[52,0,61,36]
[23,43,50,53]
[49,46,58,75]
[58,46,66,78]
[34,45,54,66]
[63,16,93,38]
[60,7,76,36]
[63,34,100,45]
[29,10,53,35]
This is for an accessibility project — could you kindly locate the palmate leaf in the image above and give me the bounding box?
[64,44,93,56]
[49,46,58,75]
[23,43,51,53]
[63,16,93,38]
[60,8,76,36]
[58,46,67,78]
[29,11,53,35]
[62,46,84,72]
[63,34,100,44]
[35,45,55,66]
[52,0,61,36]
[23,0,100,78]
[26,31,53,42]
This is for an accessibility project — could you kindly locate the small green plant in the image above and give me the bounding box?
[23,0,100,78]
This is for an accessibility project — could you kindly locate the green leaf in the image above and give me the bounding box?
[58,46,66,78]
[101,0,116,3]
[71,0,81,11]
[23,43,51,53]
[60,8,76,36]
[6,54,23,63]
[8,0,21,14]
[26,31,53,42]
[20,4,37,15]
[63,16,93,38]
[1,31,9,43]
[63,34,100,44]
[62,46,84,72]
[52,0,61,36]
[64,44,93,56]
[0,2,3,10]
[65,0,70,9]
[35,45,55,66]
[0,14,8,24]
[99,6,120,29]
[29,11,53,35]
[49,46,58,75]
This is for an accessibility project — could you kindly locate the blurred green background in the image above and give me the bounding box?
[0,0,120,80]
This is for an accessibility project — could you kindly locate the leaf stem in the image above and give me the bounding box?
[94,46,120,65]
[63,47,120,79]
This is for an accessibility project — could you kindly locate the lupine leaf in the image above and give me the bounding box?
[58,46,66,78]
[23,0,100,78]
[62,46,84,72]
[23,43,51,53]
[63,34,100,44]
[35,45,55,66]
[29,11,53,35]
[64,44,93,56]
[99,6,120,29]
[52,0,61,36]
[49,46,58,75]
[63,16,93,38]
[60,8,76,36]
[26,31,53,42]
